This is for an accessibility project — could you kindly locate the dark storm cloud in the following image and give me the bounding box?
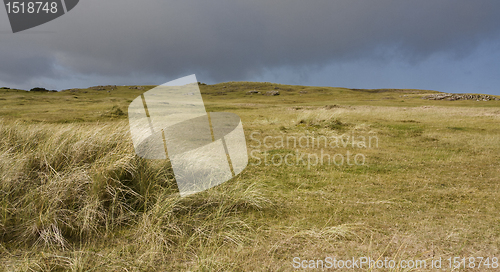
[0,50,57,84]
[1,0,499,87]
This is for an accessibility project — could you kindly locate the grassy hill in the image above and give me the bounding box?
[1,82,499,270]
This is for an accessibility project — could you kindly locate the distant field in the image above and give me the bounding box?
[1,82,496,123]
[1,82,500,271]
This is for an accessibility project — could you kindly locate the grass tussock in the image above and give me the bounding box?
[0,120,270,270]
[296,110,348,131]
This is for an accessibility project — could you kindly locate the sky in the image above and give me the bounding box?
[1,0,500,94]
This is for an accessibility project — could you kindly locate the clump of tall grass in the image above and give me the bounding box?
[134,179,270,264]
[296,110,347,131]
[0,120,165,247]
[0,119,269,262]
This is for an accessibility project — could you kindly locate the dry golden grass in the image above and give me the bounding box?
[0,120,270,271]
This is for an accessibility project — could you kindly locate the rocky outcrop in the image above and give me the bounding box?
[264,91,280,96]
[89,85,117,91]
[423,93,499,101]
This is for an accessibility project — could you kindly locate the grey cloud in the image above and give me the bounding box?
[1,0,499,87]
[0,47,58,84]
